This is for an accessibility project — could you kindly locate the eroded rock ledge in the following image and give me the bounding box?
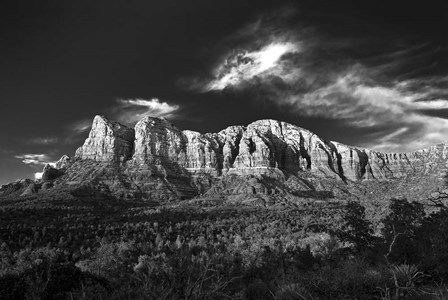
[8,115,444,203]
[74,115,443,181]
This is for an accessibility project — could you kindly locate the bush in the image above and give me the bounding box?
[299,232,342,260]
[276,258,391,299]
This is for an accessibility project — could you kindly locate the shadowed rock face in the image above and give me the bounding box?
[41,164,64,182]
[12,115,446,203]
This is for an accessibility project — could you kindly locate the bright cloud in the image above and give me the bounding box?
[66,98,180,142]
[15,154,56,167]
[188,10,448,152]
[206,42,300,91]
[34,172,43,180]
[112,98,180,125]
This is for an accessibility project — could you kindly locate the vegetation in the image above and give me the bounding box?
[1,193,448,299]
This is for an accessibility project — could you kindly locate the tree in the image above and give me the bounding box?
[382,198,425,264]
[422,207,448,278]
[335,201,374,252]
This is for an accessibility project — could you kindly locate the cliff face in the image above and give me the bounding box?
[132,117,185,164]
[73,116,430,181]
[75,115,135,162]
[15,115,446,203]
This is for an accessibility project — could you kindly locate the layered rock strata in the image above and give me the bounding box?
[18,115,447,202]
[73,116,448,181]
[75,115,135,162]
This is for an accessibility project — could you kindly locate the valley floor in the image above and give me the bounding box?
[1,195,448,299]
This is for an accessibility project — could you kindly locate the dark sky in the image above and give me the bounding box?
[1,0,448,184]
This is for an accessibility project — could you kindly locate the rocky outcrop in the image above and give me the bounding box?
[0,179,34,197]
[72,116,421,181]
[41,164,64,181]
[182,130,220,174]
[75,115,134,162]
[55,155,71,169]
[218,126,244,170]
[20,183,41,196]
[21,115,447,203]
[132,117,184,164]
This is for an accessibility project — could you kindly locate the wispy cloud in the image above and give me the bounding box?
[24,137,59,145]
[281,68,448,152]
[60,119,94,145]
[205,42,301,91]
[185,6,448,152]
[62,98,180,145]
[111,98,180,125]
[14,154,55,167]
[70,119,92,134]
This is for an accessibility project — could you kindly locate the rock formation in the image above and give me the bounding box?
[75,115,135,162]
[71,116,430,182]
[55,155,71,169]
[3,115,446,204]
[41,164,64,182]
[133,117,184,164]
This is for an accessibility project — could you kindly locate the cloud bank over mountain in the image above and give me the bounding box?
[111,98,180,125]
[186,7,448,152]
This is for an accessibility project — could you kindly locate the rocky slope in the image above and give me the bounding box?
[2,115,447,205]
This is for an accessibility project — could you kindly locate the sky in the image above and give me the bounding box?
[1,0,448,184]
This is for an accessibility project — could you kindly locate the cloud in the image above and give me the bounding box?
[295,72,448,151]
[60,119,94,145]
[111,98,180,125]
[14,154,55,167]
[185,6,448,152]
[205,42,301,91]
[71,119,92,134]
[267,65,448,152]
[15,154,57,181]
[24,137,59,145]
[62,98,180,144]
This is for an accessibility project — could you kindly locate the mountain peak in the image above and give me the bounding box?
[75,115,135,162]
[137,115,172,126]
[93,114,108,123]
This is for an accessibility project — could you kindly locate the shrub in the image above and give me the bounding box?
[299,232,342,260]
